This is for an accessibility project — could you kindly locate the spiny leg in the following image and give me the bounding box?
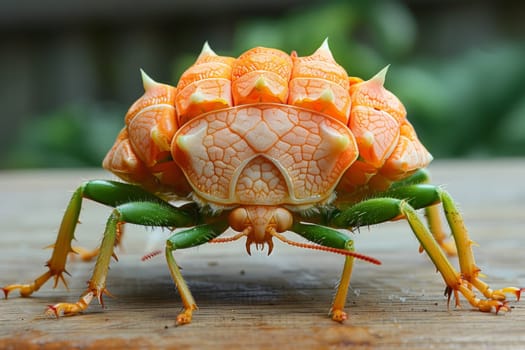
[71,222,125,262]
[4,184,84,298]
[438,189,522,302]
[165,222,228,325]
[424,204,457,256]
[3,180,195,299]
[48,209,120,316]
[48,200,199,317]
[390,185,521,303]
[331,185,521,313]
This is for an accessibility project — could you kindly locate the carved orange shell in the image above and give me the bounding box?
[103,40,432,206]
[172,104,356,207]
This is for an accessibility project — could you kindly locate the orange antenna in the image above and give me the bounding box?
[141,249,162,261]
[207,226,381,265]
[208,231,249,244]
[269,229,381,265]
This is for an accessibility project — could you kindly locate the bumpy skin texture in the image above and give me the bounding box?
[103,41,432,207]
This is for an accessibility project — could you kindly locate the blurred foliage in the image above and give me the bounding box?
[5,0,525,168]
[5,104,123,168]
[224,1,525,158]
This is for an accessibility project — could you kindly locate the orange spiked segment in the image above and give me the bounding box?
[103,128,157,189]
[289,39,351,123]
[176,42,235,125]
[380,121,433,180]
[126,70,178,167]
[350,66,406,122]
[340,66,432,193]
[103,70,191,196]
[232,47,293,105]
[348,66,402,170]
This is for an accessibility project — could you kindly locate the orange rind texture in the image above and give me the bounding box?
[104,41,430,200]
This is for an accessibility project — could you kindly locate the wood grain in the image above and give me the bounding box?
[1,159,524,349]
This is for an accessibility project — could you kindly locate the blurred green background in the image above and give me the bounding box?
[1,0,524,168]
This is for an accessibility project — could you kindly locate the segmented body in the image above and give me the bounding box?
[103,41,432,214]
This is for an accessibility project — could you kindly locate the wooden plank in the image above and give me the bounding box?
[1,160,524,349]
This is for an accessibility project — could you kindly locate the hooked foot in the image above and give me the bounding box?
[330,309,348,323]
[46,286,112,318]
[3,269,68,299]
[447,279,522,314]
[176,307,196,325]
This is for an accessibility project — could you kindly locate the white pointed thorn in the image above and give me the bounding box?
[370,65,390,86]
[189,89,206,104]
[197,41,217,59]
[314,37,334,60]
[319,88,335,103]
[254,75,268,90]
[140,69,159,91]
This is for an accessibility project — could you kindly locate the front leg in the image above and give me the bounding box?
[3,180,195,299]
[291,222,357,322]
[331,185,522,313]
[164,223,226,325]
[48,200,199,317]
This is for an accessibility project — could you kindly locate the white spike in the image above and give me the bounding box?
[319,88,335,103]
[254,75,268,90]
[314,37,334,60]
[140,69,158,91]
[197,41,217,59]
[371,65,390,86]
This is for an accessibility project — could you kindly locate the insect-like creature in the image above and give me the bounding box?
[3,40,522,324]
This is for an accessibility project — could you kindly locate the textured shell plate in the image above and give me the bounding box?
[173,103,358,207]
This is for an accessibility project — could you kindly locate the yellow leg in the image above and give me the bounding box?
[425,204,457,256]
[3,188,82,298]
[48,210,119,317]
[439,190,522,303]
[165,244,198,325]
[70,222,125,262]
[330,254,355,322]
[402,199,519,312]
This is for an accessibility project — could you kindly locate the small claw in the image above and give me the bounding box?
[70,246,100,262]
[494,301,511,315]
[96,288,114,308]
[489,287,523,301]
[245,240,252,256]
[46,304,60,318]
[267,239,274,256]
[46,302,84,318]
[515,287,524,301]
[444,286,462,310]
[331,309,348,323]
[2,284,34,298]
[176,309,193,325]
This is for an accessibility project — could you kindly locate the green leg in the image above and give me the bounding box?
[3,180,195,300]
[391,170,456,255]
[45,200,207,318]
[164,222,227,324]
[331,185,520,312]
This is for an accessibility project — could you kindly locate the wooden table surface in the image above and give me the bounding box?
[1,159,524,349]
